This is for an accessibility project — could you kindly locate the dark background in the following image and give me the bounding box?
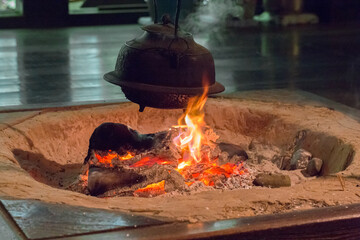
[1,0,360,28]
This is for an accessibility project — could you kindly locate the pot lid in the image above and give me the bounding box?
[104,71,225,95]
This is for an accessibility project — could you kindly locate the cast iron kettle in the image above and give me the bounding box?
[104,0,225,112]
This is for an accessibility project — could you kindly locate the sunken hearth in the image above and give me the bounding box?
[1,96,360,222]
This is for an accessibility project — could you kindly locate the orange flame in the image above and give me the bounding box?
[173,84,210,163]
[172,80,214,183]
[170,79,246,187]
[133,180,166,197]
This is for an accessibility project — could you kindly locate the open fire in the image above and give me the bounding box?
[69,79,329,199]
[3,89,357,223]
[72,82,250,197]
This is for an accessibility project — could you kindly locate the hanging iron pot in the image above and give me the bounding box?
[104,0,225,112]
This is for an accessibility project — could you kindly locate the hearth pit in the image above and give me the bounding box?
[66,90,337,199]
[3,93,359,222]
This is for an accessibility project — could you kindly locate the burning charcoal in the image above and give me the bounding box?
[306,158,323,176]
[131,166,187,197]
[218,142,248,160]
[87,166,145,196]
[290,149,312,170]
[133,180,166,198]
[253,173,291,188]
[84,123,155,164]
[141,165,187,192]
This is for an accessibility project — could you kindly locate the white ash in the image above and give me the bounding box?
[248,140,284,165]
[188,182,214,193]
[220,174,254,190]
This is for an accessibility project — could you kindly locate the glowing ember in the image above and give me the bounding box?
[133,180,166,197]
[80,169,89,182]
[130,156,172,168]
[94,151,134,167]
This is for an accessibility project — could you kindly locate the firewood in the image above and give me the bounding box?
[84,123,156,164]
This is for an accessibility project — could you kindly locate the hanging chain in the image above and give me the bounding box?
[175,0,182,36]
[153,0,158,23]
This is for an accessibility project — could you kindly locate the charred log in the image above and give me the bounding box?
[84,123,160,164]
[82,124,179,196]
[87,166,145,196]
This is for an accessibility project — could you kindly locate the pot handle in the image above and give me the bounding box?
[153,0,181,36]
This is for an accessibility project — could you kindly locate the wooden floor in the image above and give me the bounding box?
[1,199,360,239]
[0,23,360,111]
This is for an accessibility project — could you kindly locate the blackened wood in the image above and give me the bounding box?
[84,123,155,164]
[83,127,173,196]
[87,166,145,196]
[0,199,166,240]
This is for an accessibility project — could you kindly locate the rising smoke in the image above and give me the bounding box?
[183,0,245,33]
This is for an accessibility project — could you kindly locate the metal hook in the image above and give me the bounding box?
[174,0,182,36]
[153,0,158,23]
